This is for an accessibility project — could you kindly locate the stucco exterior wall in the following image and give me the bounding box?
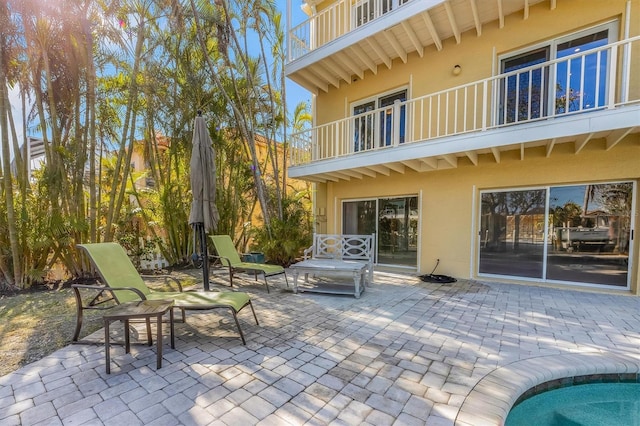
[317,134,639,294]
[306,0,640,294]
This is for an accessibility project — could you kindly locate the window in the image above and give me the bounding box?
[479,181,634,288]
[498,22,616,124]
[353,0,409,28]
[352,89,407,152]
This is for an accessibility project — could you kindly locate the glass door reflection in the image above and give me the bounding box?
[547,183,632,287]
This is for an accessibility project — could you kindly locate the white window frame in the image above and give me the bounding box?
[349,86,409,152]
[496,21,619,121]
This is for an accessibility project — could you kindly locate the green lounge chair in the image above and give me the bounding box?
[210,235,288,293]
[74,242,258,344]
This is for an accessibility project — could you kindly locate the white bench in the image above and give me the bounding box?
[303,233,375,285]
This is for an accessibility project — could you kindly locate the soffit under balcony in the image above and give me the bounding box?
[287,105,640,182]
[287,0,551,93]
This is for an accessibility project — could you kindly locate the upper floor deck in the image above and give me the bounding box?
[288,36,640,181]
[286,0,549,93]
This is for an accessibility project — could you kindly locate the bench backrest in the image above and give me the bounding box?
[305,233,375,262]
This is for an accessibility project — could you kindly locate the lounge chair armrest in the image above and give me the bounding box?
[71,284,146,302]
[211,254,233,267]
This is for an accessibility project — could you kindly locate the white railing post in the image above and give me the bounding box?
[484,79,490,129]
[621,40,630,103]
[607,46,618,108]
[313,128,318,161]
[392,100,401,146]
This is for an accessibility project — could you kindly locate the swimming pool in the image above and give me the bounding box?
[506,382,640,425]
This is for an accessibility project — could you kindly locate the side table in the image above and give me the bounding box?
[103,299,175,374]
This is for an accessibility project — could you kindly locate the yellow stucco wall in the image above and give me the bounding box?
[309,0,640,293]
[318,134,639,294]
[315,0,639,125]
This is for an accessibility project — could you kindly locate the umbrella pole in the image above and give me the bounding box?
[198,223,211,291]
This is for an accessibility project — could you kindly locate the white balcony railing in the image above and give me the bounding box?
[290,37,639,167]
[289,0,412,62]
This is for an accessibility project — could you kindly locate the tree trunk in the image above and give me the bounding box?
[0,28,21,288]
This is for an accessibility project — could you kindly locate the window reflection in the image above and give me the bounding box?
[479,182,632,287]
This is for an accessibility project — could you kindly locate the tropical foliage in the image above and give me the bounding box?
[0,0,312,290]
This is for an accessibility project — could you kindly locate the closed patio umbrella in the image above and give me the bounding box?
[189,112,220,291]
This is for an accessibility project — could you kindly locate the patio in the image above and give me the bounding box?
[1,270,639,425]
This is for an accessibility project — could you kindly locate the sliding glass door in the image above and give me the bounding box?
[343,196,418,267]
[479,182,634,288]
[479,189,547,278]
[547,183,632,286]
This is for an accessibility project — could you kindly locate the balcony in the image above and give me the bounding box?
[288,37,640,181]
[286,0,549,92]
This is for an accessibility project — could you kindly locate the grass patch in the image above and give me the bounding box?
[0,271,200,377]
[0,288,104,377]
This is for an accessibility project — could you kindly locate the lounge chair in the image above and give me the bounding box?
[74,242,259,344]
[209,235,288,293]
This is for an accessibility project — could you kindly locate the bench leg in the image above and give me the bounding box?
[292,270,300,293]
[353,271,362,299]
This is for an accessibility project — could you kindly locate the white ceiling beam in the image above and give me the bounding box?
[314,173,340,182]
[337,169,364,179]
[402,159,425,172]
[300,175,327,183]
[385,162,406,174]
[441,154,458,168]
[546,138,556,157]
[367,38,392,69]
[497,0,505,28]
[351,45,378,75]
[444,1,461,44]
[401,21,424,57]
[469,0,482,36]
[574,133,594,154]
[291,73,320,95]
[328,171,353,181]
[420,157,438,169]
[323,57,352,85]
[491,147,501,163]
[298,69,329,93]
[368,165,391,176]
[421,11,442,51]
[354,167,377,178]
[606,127,634,150]
[383,30,407,63]
[313,64,341,89]
[465,151,478,165]
[335,51,364,80]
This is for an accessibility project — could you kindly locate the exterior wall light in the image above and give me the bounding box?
[452,65,462,76]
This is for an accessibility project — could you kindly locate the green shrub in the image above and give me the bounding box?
[250,194,312,267]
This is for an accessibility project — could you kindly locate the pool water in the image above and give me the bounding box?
[506,382,640,426]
